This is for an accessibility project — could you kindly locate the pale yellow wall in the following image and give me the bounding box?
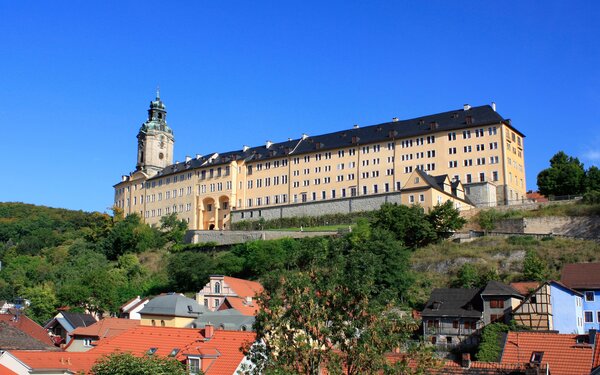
[140,315,195,328]
[115,120,525,229]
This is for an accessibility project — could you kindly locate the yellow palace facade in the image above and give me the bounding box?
[114,94,525,230]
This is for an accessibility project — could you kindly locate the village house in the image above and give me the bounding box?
[561,263,600,332]
[65,317,140,352]
[43,311,97,346]
[196,275,263,313]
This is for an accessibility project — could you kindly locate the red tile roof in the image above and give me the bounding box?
[69,317,139,339]
[219,296,259,316]
[223,276,263,298]
[0,364,18,375]
[8,351,99,374]
[526,191,548,202]
[593,333,600,369]
[501,332,594,375]
[91,326,255,374]
[561,263,600,289]
[509,282,541,296]
[0,313,54,346]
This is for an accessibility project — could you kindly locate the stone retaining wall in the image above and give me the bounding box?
[186,230,337,245]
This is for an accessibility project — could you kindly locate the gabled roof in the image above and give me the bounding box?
[147,105,510,179]
[0,322,58,351]
[501,332,594,375]
[509,282,541,296]
[139,293,208,317]
[45,311,97,330]
[412,169,474,206]
[421,288,483,318]
[480,281,523,298]
[220,296,260,316]
[561,263,600,289]
[223,276,263,298]
[119,296,150,314]
[5,350,100,373]
[189,307,256,331]
[0,313,54,346]
[69,317,140,339]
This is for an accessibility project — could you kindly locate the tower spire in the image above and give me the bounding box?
[156,85,160,100]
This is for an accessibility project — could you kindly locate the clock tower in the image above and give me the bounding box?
[136,88,174,176]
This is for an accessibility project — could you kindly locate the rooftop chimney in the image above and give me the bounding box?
[301,134,309,140]
[353,124,360,129]
[185,156,191,163]
[392,117,399,122]
[196,154,202,159]
[463,104,471,111]
[461,353,471,368]
[492,102,497,112]
[288,138,292,141]
[242,145,250,152]
[590,329,597,345]
[204,323,214,340]
[266,140,273,149]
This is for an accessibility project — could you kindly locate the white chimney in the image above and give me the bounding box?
[353,124,360,129]
[301,134,309,140]
[121,175,128,182]
[392,117,399,122]
[491,102,496,112]
[463,104,471,111]
[266,140,273,149]
[242,145,250,152]
[185,156,191,162]
[196,154,202,159]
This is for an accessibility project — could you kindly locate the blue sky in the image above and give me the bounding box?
[1,1,598,213]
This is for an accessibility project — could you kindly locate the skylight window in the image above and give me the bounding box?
[147,347,158,355]
[169,348,180,357]
[530,352,543,364]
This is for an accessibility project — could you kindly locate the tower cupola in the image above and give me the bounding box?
[136,88,175,175]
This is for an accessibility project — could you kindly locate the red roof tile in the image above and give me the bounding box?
[0,364,17,375]
[8,351,99,373]
[561,263,600,289]
[91,326,255,374]
[223,276,263,298]
[219,296,259,316]
[501,332,594,375]
[509,282,540,296]
[0,313,54,346]
[69,317,139,339]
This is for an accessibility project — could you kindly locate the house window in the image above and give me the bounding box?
[489,299,505,308]
[214,299,220,308]
[188,358,201,375]
[585,291,595,302]
[214,282,221,294]
[83,338,92,347]
[161,320,165,327]
[204,299,208,307]
[490,314,502,322]
[419,194,424,202]
[585,311,594,323]
[446,336,452,344]
[452,320,459,329]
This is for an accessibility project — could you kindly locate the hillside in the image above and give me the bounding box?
[408,235,600,307]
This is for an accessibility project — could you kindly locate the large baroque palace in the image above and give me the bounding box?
[114,92,526,230]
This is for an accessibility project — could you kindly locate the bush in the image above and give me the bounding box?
[231,211,374,230]
[582,191,600,205]
[507,236,540,246]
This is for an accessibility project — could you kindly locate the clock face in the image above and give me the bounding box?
[159,153,164,160]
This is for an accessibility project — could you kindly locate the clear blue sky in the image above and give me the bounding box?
[1,1,598,213]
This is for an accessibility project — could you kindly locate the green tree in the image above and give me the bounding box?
[90,352,187,375]
[160,213,188,244]
[102,214,163,260]
[585,165,600,192]
[426,200,467,239]
[522,250,548,281]
[476,322,509,361]
[453,263,480,288]
[537,151,586,197]
[167,252,216,292]
[371,203,437,249]
[21,283,58,325]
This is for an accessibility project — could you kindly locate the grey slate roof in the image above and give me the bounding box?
[148,104,513,179]
[188,309,255,331]
[138,293,208,318]
[0,322,59,351]
[61,312,97,328]
[421,288,483,318]
[480,281,523,298]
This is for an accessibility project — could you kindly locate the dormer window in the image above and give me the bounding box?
[431,301,441,310]
[188,357,201,375]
